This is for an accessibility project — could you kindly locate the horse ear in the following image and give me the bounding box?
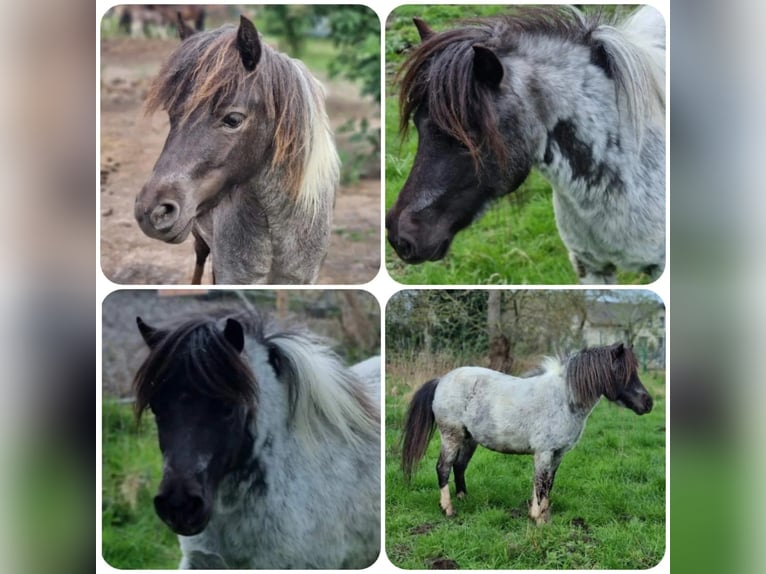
[610,342,626,358]
[237,15,261,72]
[176,12,196,41]
[472,45,504,87]
[413,17,435,42]
[223,318,245,353]
[136,317,162,348]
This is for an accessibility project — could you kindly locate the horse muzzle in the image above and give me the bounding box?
[620,393,654,415]
[135,186,194,244]
[386,210,453,264]
[154,478,212,536]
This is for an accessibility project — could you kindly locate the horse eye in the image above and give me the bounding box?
[222,112,245,129]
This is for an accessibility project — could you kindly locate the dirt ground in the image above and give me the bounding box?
[100,37,380,285]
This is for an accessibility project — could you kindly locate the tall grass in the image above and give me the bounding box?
[385,357,666,569]
[101,401,179,569]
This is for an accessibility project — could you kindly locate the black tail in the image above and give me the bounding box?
[401,378,439,480]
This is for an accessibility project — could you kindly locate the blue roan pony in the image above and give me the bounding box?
[386,6,665,283]
[134,311,380,568]
[402,344,653,523]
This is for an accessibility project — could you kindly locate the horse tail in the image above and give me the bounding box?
[401,378,439,481]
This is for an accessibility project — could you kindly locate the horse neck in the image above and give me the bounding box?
[511,36,641,196]
[562,355,606,417]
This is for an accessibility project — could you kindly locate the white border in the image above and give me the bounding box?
[96,2,670,573]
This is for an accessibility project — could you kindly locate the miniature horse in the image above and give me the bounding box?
[402,343,652,524]
[387,6,665,283]
[136,16,339,284]
[134,311,379,567]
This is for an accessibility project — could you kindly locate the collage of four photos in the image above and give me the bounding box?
[99,3,667,570]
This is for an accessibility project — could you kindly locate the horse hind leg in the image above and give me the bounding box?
[436,428,463,517]
[454,435,477,500]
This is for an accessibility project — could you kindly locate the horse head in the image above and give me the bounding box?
[134,316,257,536]
[386,19,535,264]
[609,343,653,415]
[134,16,274,245]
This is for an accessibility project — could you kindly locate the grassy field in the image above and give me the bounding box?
[384,5,648,285]
[385,370,666,569]
[102,401,180,569]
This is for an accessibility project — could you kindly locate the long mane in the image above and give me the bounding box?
[133,310,378,453]
[133,315,258,419]
[145,24,339,216]
[397,6,665,164]
[565,344,639,409]
[266,330,380,452]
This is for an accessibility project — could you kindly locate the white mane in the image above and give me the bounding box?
[267,332,379,452]
[292,61,340,220]
[589,5,666,141]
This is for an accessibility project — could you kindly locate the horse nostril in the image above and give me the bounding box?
[396,236,414,260]
[154,488,205,523]
[187,494,204,516]
[150,201,180,230]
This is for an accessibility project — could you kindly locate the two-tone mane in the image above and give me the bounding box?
[145,24,338,216]
[135,17,339,284]
[134,312,378,451]
[133,308,380,568]
[398,6,664,165]
[387,6,666,282]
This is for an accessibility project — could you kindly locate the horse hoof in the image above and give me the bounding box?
[456,492,466,500]
[441,505,456,517]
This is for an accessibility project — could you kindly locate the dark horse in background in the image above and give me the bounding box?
[135,16,339,284]
[386,6,665,284]
[118,5,206,37]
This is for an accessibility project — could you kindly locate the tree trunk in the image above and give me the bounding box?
[487,291,513,373]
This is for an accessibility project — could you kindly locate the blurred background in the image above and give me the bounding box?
[101,289,379,568]
[99,5,381,284]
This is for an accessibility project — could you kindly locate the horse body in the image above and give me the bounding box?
[136,17,339,284]
[402,344,652,524]
[387,6,665,283]
[433,364,587,456]
[134,313,379,568]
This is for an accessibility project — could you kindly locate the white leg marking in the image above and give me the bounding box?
[440,485,455,517]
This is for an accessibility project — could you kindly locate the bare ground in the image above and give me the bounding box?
[100,37,380,285]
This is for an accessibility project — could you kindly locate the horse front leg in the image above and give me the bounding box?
[569,253,617,285]
[191,231,210,285]
[530,450,564,525]
[179,550,228,569]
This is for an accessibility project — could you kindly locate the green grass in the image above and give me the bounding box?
[102,401,180,569]
[385,5,649,285]
[385,372,666,569]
